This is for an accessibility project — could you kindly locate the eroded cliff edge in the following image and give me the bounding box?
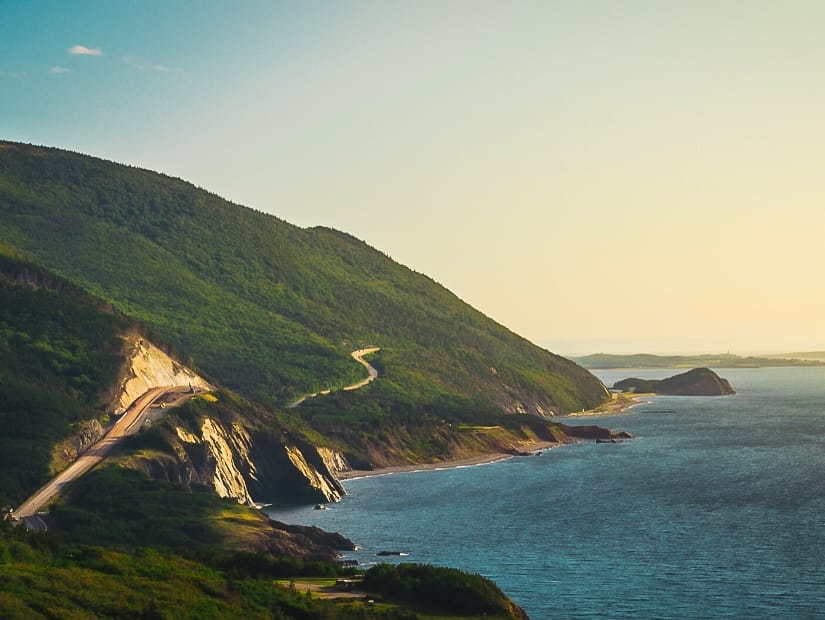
[102,336,348,506]
[112,336,213,414]
[104,334,622,508]
[118,392,348,505]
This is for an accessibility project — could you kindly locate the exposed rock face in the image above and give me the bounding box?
[265,520,356,561]
[172,419,256,503]
[316,447,351,477]
[559,424,617,441]
[111,336,347,505]
[126,414,347,505]
[112,337,212,415]
[613,367,735,396]
[50,419,105,473]
[503,376,611,417]
[246,436,346,504]
[507,399,545,416]
[283,446,343,502]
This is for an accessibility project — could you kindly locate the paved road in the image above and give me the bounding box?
[288,347,380,407]
[12,386,187,520]
[343,347,380,391]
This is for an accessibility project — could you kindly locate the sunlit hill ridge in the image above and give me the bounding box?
[0,140,609,472]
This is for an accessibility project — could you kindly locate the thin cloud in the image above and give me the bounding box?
[50,66,72,74]
[0,71,27,79]
[152,64,183,73]
[123,56,182,73]
[69,44,103,56]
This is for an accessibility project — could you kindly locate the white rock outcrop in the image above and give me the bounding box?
[316,447,351,477]
[112,337,212,414]
[167,417,345,505]
[174,419,255,504]
[112,336,347,505]
[285,446,343,501]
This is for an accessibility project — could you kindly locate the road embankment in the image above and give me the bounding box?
[12,386,194,520]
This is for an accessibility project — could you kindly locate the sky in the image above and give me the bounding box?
[2,1,825,355]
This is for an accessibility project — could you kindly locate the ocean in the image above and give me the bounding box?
[267,368,825,618]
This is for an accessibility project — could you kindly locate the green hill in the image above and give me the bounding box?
[0,141,607,432]
[0,141,611,618]
[0,237,610,511]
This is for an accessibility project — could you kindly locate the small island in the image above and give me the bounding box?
[613,368,735,396]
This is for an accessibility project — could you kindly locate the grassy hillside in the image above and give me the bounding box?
[1,466,527,619]
[0,184,582,618]
[0,235,609,508]
[49,466,353,561]
[0,141,607,424]
[0,515,525,618]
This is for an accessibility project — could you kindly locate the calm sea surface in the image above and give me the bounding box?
[267,368,825,618]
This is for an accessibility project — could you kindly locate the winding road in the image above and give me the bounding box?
[13,349,380,524]
[12,386,194,523]
[288,347,380,408]
[343,347,380,390]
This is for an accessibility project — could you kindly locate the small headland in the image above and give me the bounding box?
[613,367,735,396]
[337,428,635,480]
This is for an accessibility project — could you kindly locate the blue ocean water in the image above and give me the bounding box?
[267,368,825,618]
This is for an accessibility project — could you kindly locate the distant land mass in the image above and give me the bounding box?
[762,351,825,362]
[572,352,825,369]
[613,368,736,396]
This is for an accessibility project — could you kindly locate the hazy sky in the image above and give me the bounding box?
[3,1,824,354]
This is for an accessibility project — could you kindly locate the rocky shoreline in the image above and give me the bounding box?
[337,442,558,480]
[336,395,644,481]
[563,392,648,417]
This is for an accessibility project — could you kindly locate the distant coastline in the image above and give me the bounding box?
[337,442,558,481]
[338,394,645,481]
[571,352,825,369]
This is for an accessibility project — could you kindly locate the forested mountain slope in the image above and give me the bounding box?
[0,246,355,508]
[0,245,130,505]
[0,216,615,515]
[0,141,607,424]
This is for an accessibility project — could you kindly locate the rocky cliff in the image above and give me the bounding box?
[49,419,105,475]
[109,337,346,505]
[121,394,348,505]
[316,446,352,477]
[48,335,213,480]
[112,336,213,415]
